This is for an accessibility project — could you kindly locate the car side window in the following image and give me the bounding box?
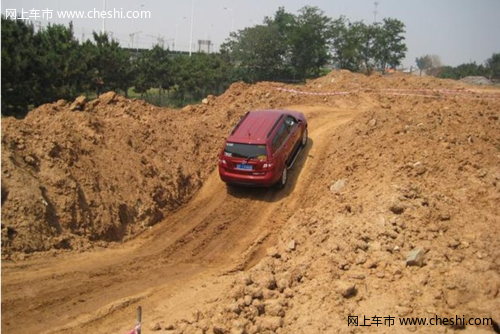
[272,123,289,152]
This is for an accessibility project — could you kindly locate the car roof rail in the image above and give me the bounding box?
[230,111,250,135]
[266,114,284,138]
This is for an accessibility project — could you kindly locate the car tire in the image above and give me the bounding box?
[301,128,308,148]
[276,166,287,189]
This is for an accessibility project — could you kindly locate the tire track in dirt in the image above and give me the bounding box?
[1,105,364,334]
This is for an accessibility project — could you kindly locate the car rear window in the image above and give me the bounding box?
[224,142,268,159]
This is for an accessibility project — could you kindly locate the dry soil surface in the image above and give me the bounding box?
[2,71,500,334]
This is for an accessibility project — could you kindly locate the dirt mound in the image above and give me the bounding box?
[309,69,466,92]
[148,75,500,333]
[460,76,492,85]
[1,92,230,254]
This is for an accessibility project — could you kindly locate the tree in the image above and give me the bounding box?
[133,45,171,95]
[166,53,231,105]
[329,17,407,74]
[33,23,86,105]
[1,17,88,116]
[372,18,407,72]
[486,53,500,80]
[416,54,442,76]
[329,18,372,72]
[416,55,432,76]
[436,66,456,79]
[288,6,331,79]
[1,16,38,116]
[88,32,134,96]
[431,62,487,79]
[263,7,297,79]
[194,53,233,95]
[221,6,299,82]
[267,6,295,68]
[329,17,351,70]
[455,62,486,78]
[358,22,377,73]
[221,23,285,82]
[222,6,331,82]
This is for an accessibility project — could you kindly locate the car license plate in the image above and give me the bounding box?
[236,164,253,170]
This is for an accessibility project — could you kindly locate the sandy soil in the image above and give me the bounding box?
[2,71,500,334]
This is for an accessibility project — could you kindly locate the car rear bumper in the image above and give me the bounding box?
[218,166,278,187]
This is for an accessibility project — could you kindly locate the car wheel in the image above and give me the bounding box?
[277,166,287,189]
[301,128,308,148]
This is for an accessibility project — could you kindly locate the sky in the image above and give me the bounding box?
[1,0,499,68]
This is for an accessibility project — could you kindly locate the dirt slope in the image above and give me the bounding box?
[2,71,500,334]
[0,81,359,255]
[170,92,500,334]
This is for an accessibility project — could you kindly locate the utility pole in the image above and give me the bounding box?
[102,0,106,33]
[174,16,187,51]
[189,0,194,56]
[224,7,234,32]
[373,2,379,23]
[130,31,142,49]
[132,5,145,40]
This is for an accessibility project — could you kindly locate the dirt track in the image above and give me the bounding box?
[2,105,362,334]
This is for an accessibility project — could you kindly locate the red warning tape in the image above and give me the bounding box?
[126,323,141,334]
[276,87,500,99]
[277,88,354,96]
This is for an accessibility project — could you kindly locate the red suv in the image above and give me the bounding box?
[218,110,308,188]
